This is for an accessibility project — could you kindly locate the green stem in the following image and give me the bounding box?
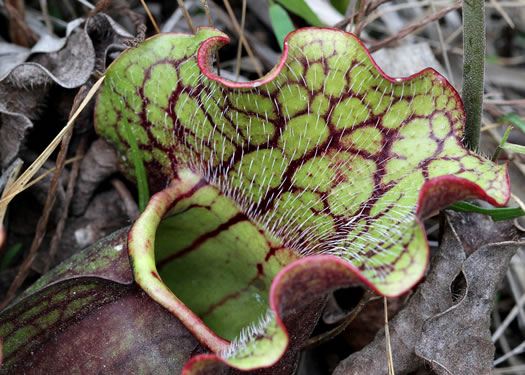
[462,0,485,152]
[492,125,512,162]
[122,107,150,213]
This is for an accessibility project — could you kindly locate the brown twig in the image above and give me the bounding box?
[235,0,247,80]
[384,297,395,375]
[368,1,462,53]
[139,0,160,33]
[302,289,378,350]
[5,0,37,47]
[334,0,391,30]
[353,0,369,36]
[484,98,525,106]
[368,0,392,14]
[177,0,196,34]
[0,156,83,206]
[43,135,88,273]
[222,0,264,77]
[111,179,140,221]
[0,77,104,241]
[0,86,87,310]
[431,0,454,85]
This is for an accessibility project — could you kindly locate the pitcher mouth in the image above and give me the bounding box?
[127,169,298,352]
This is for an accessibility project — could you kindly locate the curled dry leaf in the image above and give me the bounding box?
[332,211,522,375]
[71,138,120,216]
[0,13,130,170]
[414,213,522,375]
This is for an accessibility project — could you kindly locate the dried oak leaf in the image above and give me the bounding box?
[414,212,522,374]
[333,211,522,375]
[71,138,119,216]
[0,13,130,169]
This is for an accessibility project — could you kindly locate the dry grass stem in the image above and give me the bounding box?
[177,0,196,34]
[511,193,525,213]
[302,289,378,350]
[139,0,160,33]
[235,0,246,80]
[355,0,455,32]
[335,0,391,30]
[481,123,504,132]
[39,0,53,34]
[0,163,22,225]
[0,156,83,206]
[493,293,525,343]
[431,0,454,85]
[43,135,88,273]
[222,0,263,77]
[485,98,525,106]
[0,76,104,227]
[489,0,515,28]
[445,24,463,45]
[111,179,140,220]
[0,84,90,309]
[384,297,395,375]
[352,0,368,36]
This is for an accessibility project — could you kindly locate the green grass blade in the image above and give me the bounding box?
[330,0,350,14]
[0,243,22,270]
[276,0,324,27]
[448,201,524,221]
[502,142,525,155]
[122,109,150,213]
[500,113,525,134]
[492,125,512,162]
[269,3,296,50]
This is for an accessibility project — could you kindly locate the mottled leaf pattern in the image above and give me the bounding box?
[96,27,509,297]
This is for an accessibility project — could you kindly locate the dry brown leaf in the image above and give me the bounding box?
[333,211,522,375]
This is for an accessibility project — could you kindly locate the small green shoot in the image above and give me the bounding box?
[502,142,525,154]
[499,113,525,134]
[269,3,296,50]
[492,125,512,162]
[0,243,22,270]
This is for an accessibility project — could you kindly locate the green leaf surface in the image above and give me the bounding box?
[95,27,511,371]
[276,0,324,27]
[500,112,525,134]
[502,142,525,155]
[269,3,296,50]
[331,0,350,14]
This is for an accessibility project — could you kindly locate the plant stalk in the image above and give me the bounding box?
[462,0,485,151]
